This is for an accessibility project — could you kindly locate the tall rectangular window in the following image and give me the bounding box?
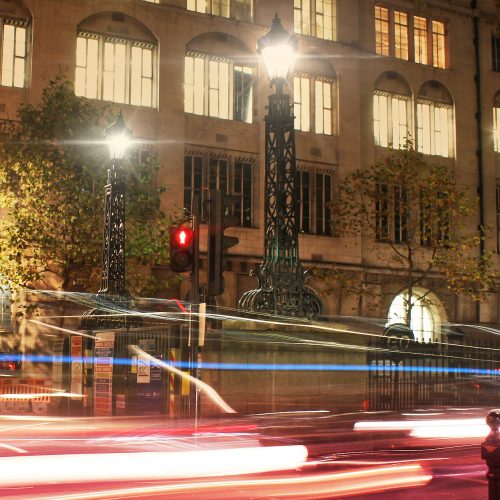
[294,76,311,132]
[375,5,390,56]
[394,11,408,60]
[209,60,230,119]
[185,54,253,123]
[494,106,500,152]
[76,36,98,99]
[414,16,428,64]
[1,22,27,88]
[417,102,431,154]
[233,162,252,227]
[373,92,408,148]
[184,155,203,217]
[376,184,407,243]
[314,80,332,135]
[492,37,500,72]
[375,183,390,240]
[316,173,332,235]
[184,153,254,226]
[298,171,311,233]
[298,170,333,235]
[417,101,451,157]
[294,0,335,40]
[393,186,408,243]
[234,65,253,123]
[76,33,156,107]
[184,55,205,115]
[432,20,446,69]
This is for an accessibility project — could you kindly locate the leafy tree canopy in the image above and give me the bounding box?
[322,141,495,322]
[0,77,174,296]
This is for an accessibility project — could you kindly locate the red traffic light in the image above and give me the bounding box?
[173,227,193,248]
[170,226,195,273]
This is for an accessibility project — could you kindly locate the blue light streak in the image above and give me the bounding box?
[2,353,499,376]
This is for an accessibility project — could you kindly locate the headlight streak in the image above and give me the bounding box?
[354,417,490,439]
[21,463,432,500]
[0,445,308,487]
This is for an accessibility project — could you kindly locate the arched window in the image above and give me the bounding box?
[294,54,337,135]
[417,81,454,158]
[75,13,157,108]
[184,33,254,123]
[493,91,500,152]
[373,72,411,148]
[0,0,31,88]
[387,289,444,343]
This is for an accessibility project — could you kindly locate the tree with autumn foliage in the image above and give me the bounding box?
[0,77,174,297]
[322,141,495,324]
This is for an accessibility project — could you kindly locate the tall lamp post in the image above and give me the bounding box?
[81,112,133,329]
[239,15,322,318]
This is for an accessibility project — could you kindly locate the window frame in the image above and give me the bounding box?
[294,0,336,41]
[75,31,157,108]
[375,183,408,243]
[373,90,410,149]
[374,5,448,69]
[184,152,254,228]
[0,17,29,89]
[294,74,334,135]
[188,0,253,22]
[417,98,453,158]
[298,168,334,236]
[185,51,254,123]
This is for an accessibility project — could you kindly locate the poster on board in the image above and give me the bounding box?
[93,332,115,416]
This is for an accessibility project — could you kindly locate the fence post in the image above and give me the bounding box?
[481,409,500,500]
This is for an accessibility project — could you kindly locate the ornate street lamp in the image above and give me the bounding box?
[81,112,133,329]
[239,15,322,318]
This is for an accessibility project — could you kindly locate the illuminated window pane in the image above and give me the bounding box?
[294,0,311,37]
[2,23,27,88]
[375,5,389,56]
[315,0,335,41]
[211,0,230,17]
[432,20,446,69]
[417,102,431,154]
[373,93,388,147]
[391,96,408,148]
[294,76,310,132]
[414,16,428,64]
[187,0,207,13]
[315,80,332,135]
[234,65,253,123]
[434,105,449,157]
[494,107,500,152]
[394,11,408,60]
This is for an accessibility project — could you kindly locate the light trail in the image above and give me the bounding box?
[0,445,308,486]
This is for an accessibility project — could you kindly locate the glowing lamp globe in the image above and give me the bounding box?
[104,112,132,160]
[257,14,298,85]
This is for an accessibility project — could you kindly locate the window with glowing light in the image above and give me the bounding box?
[294,0,336,41]
[188,0,244,19]
[388,291,438,343]
[373,6,447,68]
[373,72,411,149]
[375,5,389,56]
[494,100,500,152]
[0,14,29,89]
[298,169,333,235]
[185,53,253,123]
[184,152,253,227]
[294,75,333,135]
[416,81,453,158]
[76,33,156,107]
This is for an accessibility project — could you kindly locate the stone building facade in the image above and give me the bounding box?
[0,0,499,344]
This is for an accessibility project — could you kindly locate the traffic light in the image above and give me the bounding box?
[170,225,195,273]
[207,189,239,296]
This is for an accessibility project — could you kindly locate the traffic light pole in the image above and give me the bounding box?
[190,194,201,420]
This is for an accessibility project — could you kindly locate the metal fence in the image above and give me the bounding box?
[367,337,500,411]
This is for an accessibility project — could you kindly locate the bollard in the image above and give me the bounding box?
[481,409,500,500]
